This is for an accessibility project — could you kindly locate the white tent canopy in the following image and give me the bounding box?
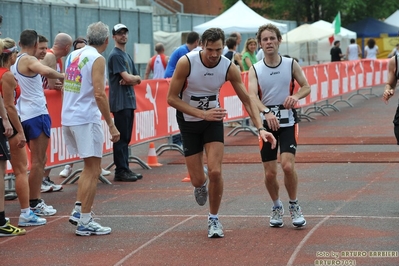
[281,24,334,44]
[193,0,287,34]
[153,31,188,56]
[312,20,357,39]
[311,20,357,62]
[279,24,334,65]
[385,10,399,27]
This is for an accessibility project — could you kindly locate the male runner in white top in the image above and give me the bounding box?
[249,23,311,229]
[167,27,276,238]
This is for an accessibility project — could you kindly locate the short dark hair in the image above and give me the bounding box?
[186,31,199,44]
[20,29,38,47]
[334,40,340,46]
[38,35,48,43]
[225,37,237,49]
[350,38,355,44]
[72,37,87,50]
[154,43,164,53]
[201,28,225,47]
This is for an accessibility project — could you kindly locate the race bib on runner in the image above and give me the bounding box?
[270,106,289,125]
[189,95,218,110]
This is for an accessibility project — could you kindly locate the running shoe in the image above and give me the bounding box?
[69,209,80,226]
[101,168,111,176]
[31,201,57,216]
[18,210,47,226]
[59,165,72,178]
[208,218,224,238]
[41,181,53,193]
[0,219,26,236]
[75,218,111,236]
[194,179,208,206]
[289,203,306,227]
[43,176,63,192]
[270,205,284,227]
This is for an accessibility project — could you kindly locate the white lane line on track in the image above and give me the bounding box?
[113,215,197,266]
[286,165,391,266]
[7,214,399,220]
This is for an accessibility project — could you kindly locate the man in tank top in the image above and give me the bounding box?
[248,23,311,229]
[144,43,169,80]
[167,27,276,238]
[10,29,64,217]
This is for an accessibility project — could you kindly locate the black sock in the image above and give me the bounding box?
[0,211,6,226]
[29,199,40,208]
[289,200,298,205]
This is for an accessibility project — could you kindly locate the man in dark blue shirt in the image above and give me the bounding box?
[108,23,142,182]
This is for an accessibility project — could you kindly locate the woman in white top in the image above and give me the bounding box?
[364,38,378,59]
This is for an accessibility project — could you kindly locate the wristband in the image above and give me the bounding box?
[258,127,267,133]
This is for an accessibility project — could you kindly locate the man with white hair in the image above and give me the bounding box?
[64,21,120,236]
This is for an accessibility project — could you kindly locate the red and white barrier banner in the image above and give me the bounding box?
[5,60,388,173]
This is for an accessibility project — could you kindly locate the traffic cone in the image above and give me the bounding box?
[181,173,191,182]
[147,142,162,167]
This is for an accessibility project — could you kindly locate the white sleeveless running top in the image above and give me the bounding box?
[179,50,230,122]
[253,56,296,127]
[11,53,49,122]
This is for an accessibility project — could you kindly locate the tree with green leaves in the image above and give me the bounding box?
[223,0,399,27]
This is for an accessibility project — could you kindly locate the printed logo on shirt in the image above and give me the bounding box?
[270,71,281,75]
[64,54,88,93]
[203,72,214,76]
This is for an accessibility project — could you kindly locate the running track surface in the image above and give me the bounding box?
[1,86,399,266]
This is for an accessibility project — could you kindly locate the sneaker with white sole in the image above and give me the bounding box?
[43,176,63,192]
[270,205,284,227]
[41,181,53,193]
[31,201,57,216]
[18,210,47,226]
[101,169,111,176]
[289,203,306,227]
[194,179,208,206]
[59,165,72,178]
[69,209,80,226]
[0,218,26,236]
[208,218,224,238]
[75,218,111,236]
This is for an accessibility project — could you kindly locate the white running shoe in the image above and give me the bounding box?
[59,165,72,178]
[289,203,306,227]
[208,218,224,238]
[18,210,47,227]
[42,176,63,192]
[101,168,111,176]
[69,209,80,226]
[40,181,53,193]
[31,201,57,216]
[76,218,111,236]
[270,205,284,227]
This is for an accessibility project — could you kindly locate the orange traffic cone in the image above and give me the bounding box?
[147,142,162,167]
[181,173,191,182]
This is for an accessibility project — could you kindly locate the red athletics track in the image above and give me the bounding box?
[1,86,399,266]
